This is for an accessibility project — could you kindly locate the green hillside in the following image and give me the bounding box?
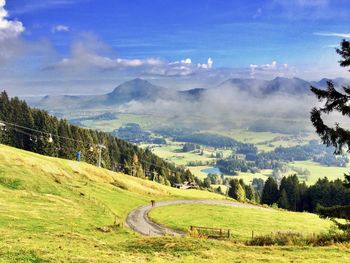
[149,204,333,240]
[0,144,349,262]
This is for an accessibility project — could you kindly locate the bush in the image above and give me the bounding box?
[246,230,350,246]
[0,177,23,190]
[247,232,303,246]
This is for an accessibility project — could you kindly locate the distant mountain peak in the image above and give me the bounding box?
[126,78,150,84]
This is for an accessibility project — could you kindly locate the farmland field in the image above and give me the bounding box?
[287,161,350,185]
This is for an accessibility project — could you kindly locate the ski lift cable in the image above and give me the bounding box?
[0,120,86,144]
[0,120,98,147]
[1,120,180,172]
[10,125,175,172]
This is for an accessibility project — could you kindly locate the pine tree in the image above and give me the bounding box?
[278,188,289,209]
[261,177,279,205]
[228,179,246,202]
[310,39,350,229]
[245,185,255,201]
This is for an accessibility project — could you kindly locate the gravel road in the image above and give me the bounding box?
[125,199,271,236]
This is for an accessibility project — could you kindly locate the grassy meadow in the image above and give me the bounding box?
[287,161,350,185]
[149,204,333,241]
[215,129,316,152]
[1,144,350,262]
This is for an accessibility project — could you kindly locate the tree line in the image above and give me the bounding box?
[216,140,347,176]
[0,91,198,186]
[260,175,350,213]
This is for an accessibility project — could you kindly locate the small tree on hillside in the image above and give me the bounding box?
[228,179,246,202]
[310,39,350,230]
[261,177,279,206]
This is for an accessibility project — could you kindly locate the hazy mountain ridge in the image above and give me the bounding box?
[35,77,350,111]
[216,77,336,96]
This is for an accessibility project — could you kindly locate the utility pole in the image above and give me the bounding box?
[97,144,106,168]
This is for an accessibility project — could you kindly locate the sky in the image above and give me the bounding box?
[1,0,350,96]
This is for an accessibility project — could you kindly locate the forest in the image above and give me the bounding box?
[154,127,242,148]
[260,175,350,213]
[216,140,348,175]
[0,91,198,187]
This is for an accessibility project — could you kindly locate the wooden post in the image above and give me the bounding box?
[252,230,254,239]
[228,229,231,238]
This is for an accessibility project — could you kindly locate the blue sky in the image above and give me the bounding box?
[1,0,350,95]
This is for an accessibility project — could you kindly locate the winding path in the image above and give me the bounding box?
[125,199,271,236]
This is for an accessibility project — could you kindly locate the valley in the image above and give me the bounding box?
[66,110,349,188]
[2,1,350,261]
[31,77,350,193]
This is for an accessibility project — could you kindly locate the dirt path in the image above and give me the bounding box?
[125,199,271,236]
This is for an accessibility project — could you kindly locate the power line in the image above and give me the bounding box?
[0,119,181,173]
[0,120,86,144]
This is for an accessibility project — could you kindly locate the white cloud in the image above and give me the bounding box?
[10,0,80,15]
[249,61,294,78]
[182,58,192,64]
[0,0,25,40]
[0,0,27,64]
[169,58,192,65]
[314,32,350,38]
[49,45,163,70]
[198,57,213,69]
[52,24,70,33]
[46,37,215,77]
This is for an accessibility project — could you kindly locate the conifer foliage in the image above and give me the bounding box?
[310,39,350,228]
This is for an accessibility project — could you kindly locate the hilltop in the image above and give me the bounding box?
[36,78,204,110]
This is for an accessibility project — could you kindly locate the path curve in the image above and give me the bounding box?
[125,199,271,236]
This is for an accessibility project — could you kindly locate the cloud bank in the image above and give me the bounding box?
[45,35,215,77]
[116,81,317,133]
[0,0,24,40]
[314,32,350,38]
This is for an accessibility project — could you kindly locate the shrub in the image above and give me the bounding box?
[246,230,350,246]
[0,177,23,190]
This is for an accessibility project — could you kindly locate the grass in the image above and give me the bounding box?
[150,144,213,166]
[216,129,316,152]
[218,129,286,144]
[1,144,350,262]
[188,166,212,179]
[233,169,273,184]
[149,204,333,241]
[287,161,349,185]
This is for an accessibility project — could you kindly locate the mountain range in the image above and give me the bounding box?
[35,77,350,111]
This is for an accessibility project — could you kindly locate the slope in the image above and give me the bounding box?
[0,144,349,262]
